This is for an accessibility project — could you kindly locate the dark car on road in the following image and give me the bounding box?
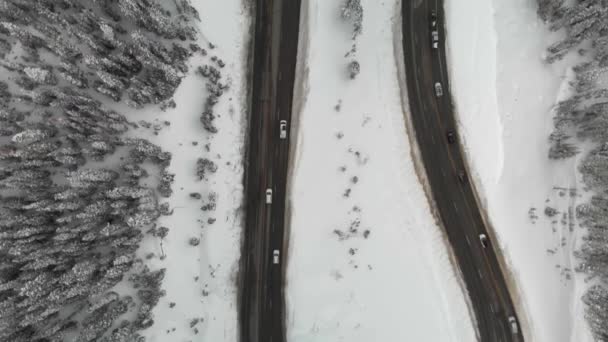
[457,170,467,183]
[446,131,456,144]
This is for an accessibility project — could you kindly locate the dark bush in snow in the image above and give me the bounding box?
[348,60,360,79]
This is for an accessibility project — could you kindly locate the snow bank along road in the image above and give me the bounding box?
[239,0,300,342]
[401,1,523,341]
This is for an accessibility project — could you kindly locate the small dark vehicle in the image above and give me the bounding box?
[447,131,456,144]
[457,170,467,183]
[479,234,489,248]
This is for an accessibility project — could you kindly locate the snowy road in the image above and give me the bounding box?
[401,0,523,341]
[444,0,594,340]
[239,1,301,342]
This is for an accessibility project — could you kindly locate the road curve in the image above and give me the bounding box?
[401,1,524,341]
[239,0,301,342]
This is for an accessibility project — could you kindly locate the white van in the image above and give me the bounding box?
[434,82,443,97]
[508,316,519,334]
[280,120,287,139]
[431,30,439,49]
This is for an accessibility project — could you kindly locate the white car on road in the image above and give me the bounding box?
[508,316,519,334]
[273,249,280,264]
[265,188,272,204]
[280,120,287,139]
[434,82,443,97]
[479,234,488,248]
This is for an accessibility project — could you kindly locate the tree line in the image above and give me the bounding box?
[0,0,200,341]
[538,0,608,339]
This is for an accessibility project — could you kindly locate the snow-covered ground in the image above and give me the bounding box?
[444,0,593,341]
[285,1,476,341]
[133,1,251,341]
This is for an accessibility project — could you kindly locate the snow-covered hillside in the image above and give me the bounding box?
[0,1,244,341]
[444,0,592,340]
[285,1,476,341]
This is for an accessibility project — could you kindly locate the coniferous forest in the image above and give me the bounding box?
[0,1,203,341]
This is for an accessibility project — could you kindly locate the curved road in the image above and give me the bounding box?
[239,1,300,342]
[240,0,522,341]
[401,0,523,341]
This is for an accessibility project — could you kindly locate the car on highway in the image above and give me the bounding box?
[457,170,466,183]
[479,234,489,248]
[273,249,280,264]
[431,30,439,49]
[430,12,439,49]
[280,120,287,139]
[265,188,272,204]
[508,316,519,334]
[446,130,456,144]
[434,82,443,97]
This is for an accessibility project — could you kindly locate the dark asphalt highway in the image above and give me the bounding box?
[239,0,521,341]
[238,0,301,342]
[402,0,523,341]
